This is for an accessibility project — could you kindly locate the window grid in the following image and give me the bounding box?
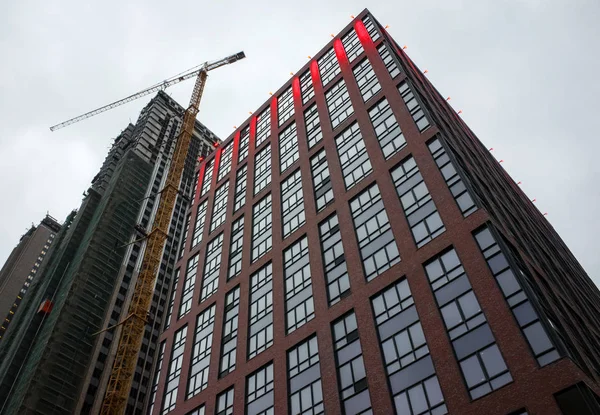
[319,214,351,305]
[218,142,234,182]
[399,81,430,132]
[428,138,477,216]
[475,227,560,366]
[200,233,224,302]
[256,107,271,148]
[318,47,341,87]
[200,159,214,197]
[216,387,235,415]
[191,170,200,203]
[350,183,400,281]
[248,263,274,359]
[284,236,315,333]
[254,145,271,195]
[148,341,165,415]
[251,194,272,263]
[288,336,324,415]
[342,28,364,63]
[353,58,381,102]
[210,181,229,232]
[220,287,240,377]
[278,86,295,126]
[191,200,208,248]
[332,312,372,415]
[238,125,250,163]
[304,104,323,149]
[281,169,306,238]
[161,326,188,414]
[377,43,401,79]
[371,279,448,415]
[425,249,512,399]
[369,98,406,159]
[187,304,216,398]
[164,268,180,330]
[300,69,315,105]
[326,79,354,129]
[234,164,248,212]
[310,149,334,212]
[391,156,445,248]
[179,212,191,259]
[179,254,199,318]
[228,216,244,280]
[246,363,274,415]
[335,122,372,190]
[362,15,381,41]
[279,122,299,173]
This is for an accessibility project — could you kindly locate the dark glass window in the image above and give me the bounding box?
[251,194,272,262]
[378,43,401,79]
[310,149,334,211]
[304,103,322,149]
[246,363,274,415]
[425,248,512,399]
[319,213,351,305]
[353,58,381,102]
[248,263,273,359]
[187,304,216,398]
[190,170,200,204]
[281,169,306,238]
[369,98,406,159]
[283,236,315,333]
[161,326,187,414]
[428,138,477,216]
[300,69,314,105]
[391,156,445,247]
[372,278,447,415]
[326,79,354,129]
[216,387,234,415]
[200,233,224,302]
[254,145,271,195]
[350,183,400,281]
[256,107,271,148]
[228,216,244,280]
[210,181,229,232]
[278,86,295,126]
[218,141,234,181]
[335,122,372,190]
[238,125,250,163]
[179,254,199,318]
[398,81,430,132]
[332,311,372,414]
[191,200,208,248]
[342,27,364,63]
[288,336,324,414]
[178,212,191,259]
[164,268,179,330]
[233,164,247,212]
[318,47,341,87]
[279,122,299,173]
[474,227,560,366]
[147,341,165,415]
[219,287,240,377]
[200,158,214,197]
[362,15,381,41]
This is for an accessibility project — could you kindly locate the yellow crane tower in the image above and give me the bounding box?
[50,51,245,414]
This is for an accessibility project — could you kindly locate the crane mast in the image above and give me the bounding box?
[47,51,246,414]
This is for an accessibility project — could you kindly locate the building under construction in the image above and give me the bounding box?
[0,91,219,415]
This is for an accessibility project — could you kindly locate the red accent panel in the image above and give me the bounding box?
[213,144,223,181]
[292,77,301,101]
[232,130,241,162]
[270,96,278,127]
[310,60,320,86]
[250,115,257,143]
[333,38,348,66]
[354,21,372,46]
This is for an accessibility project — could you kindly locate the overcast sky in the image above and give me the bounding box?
[1,0,598,288]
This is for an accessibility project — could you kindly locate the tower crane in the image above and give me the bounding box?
[50,51,245,414]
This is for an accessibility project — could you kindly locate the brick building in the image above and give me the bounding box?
[151,9,600,415]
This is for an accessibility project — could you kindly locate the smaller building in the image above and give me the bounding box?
[0,215,62,340]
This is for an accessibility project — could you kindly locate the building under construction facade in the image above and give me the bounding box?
[0,214,61,341]
[0,91,219,415]
[151,10,600,415]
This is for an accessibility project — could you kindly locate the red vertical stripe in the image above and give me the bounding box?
[270,96,278,127]
[333,38,348,66]
[310,60,320,86]
[250,115,257,143]
[292,77,301,101]
[232,130,241,162]
[213,145,222,184]
[354,21,372,46]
